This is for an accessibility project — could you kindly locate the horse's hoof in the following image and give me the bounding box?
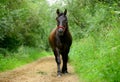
[62,70,68,74]
[57,71,62,77]
[57,74,61,77]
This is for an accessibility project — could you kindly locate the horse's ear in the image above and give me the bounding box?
[56,9,60,15]
[64,9,67,15]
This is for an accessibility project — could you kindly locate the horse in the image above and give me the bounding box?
[49,9,72,76]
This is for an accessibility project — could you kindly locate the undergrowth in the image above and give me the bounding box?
[70,26,120,82]
[0,46,50,72]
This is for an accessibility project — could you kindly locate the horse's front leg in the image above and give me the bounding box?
[54,48,61,76]
[62,49,69,74]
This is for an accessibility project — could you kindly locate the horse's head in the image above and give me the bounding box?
[56,9,68,36]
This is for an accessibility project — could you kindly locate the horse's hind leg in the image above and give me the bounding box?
[53,48,61,76]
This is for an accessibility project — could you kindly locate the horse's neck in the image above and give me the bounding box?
[59,30,69,41]
[66,25,69,30]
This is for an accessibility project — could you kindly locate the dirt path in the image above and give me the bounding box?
[0,56,79,82]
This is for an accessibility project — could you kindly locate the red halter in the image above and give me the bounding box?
[57,26,65,31]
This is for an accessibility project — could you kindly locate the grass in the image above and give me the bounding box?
[0,46,50,72]
[69,27,120,82]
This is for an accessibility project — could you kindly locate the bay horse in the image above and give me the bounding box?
[49,9,72,76]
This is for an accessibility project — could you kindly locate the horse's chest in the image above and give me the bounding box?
[55,34,71,51]
[57,40,68,50]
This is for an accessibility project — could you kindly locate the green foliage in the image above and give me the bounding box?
[67,0,120,82]
[70,26,120,82]
[0,46,49,72]
[66,0,120,39]
[0,0,51,51]
[0,0,52,72]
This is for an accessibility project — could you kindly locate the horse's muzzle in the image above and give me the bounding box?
[58,28,63,35]
[57,26,65,36]
[58,28,63,33]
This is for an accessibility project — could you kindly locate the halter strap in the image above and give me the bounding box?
[57,26,65,31]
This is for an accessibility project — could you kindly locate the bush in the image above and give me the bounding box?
[70,27,120,82]
[67,0,120,82]
[0,0,51,52]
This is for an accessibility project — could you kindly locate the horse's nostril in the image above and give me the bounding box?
[58,28,63,33]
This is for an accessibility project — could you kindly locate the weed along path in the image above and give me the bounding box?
[0,56,79,82]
